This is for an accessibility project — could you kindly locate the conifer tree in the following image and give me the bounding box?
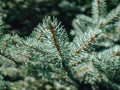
[0,0,120,90]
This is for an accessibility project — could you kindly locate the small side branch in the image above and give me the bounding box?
[12,38,48,55]
[110,50,120,58]
[70,33,99,58]
[0,51,22,65]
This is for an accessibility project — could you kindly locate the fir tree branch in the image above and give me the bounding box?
[92,0,107,21]
[46,23,62,60]
[23,41,48,55]
[11,36,49,56]
[68,57,85,66]
[75,65,89,75]
[76,14,94,24]
[36,30,43,41]
[70,33,99,58]
[0,16,4,36]
[0,39,9,48]
[0,51,22,65]
[31,25,43,41]
[0,0,120,88]
[92,0,100,22]
[110,50,120,58]
[104,4,120,25]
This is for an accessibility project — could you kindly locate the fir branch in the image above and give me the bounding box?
[104,4,120,25]
[92,0,107,21]
[0,0,120,88]
[98,45,120,59]
[0,16,3,35]
[70,31,100,58]
[46,22,62,60]
[68,57,85,66]
[99,0,107,17]
[92,0,100,22]
[75,65,89,75]
[35,30,43,41]
[0,51,21,65]
[30,24,43,41]
[10,35,49,56]
[110,50,120,58]
[76,14,94,24]
[23,40,48,55]
[0,38,9,49]
[32,16,70,60]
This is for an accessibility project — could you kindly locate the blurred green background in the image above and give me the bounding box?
[0,0,119,37]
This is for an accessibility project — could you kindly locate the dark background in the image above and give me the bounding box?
[0,0,119,37]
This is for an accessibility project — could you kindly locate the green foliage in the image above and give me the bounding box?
[0,0,120,90]
[71,0,120,49]
[0,0,89,37]
[0,16,4,35]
